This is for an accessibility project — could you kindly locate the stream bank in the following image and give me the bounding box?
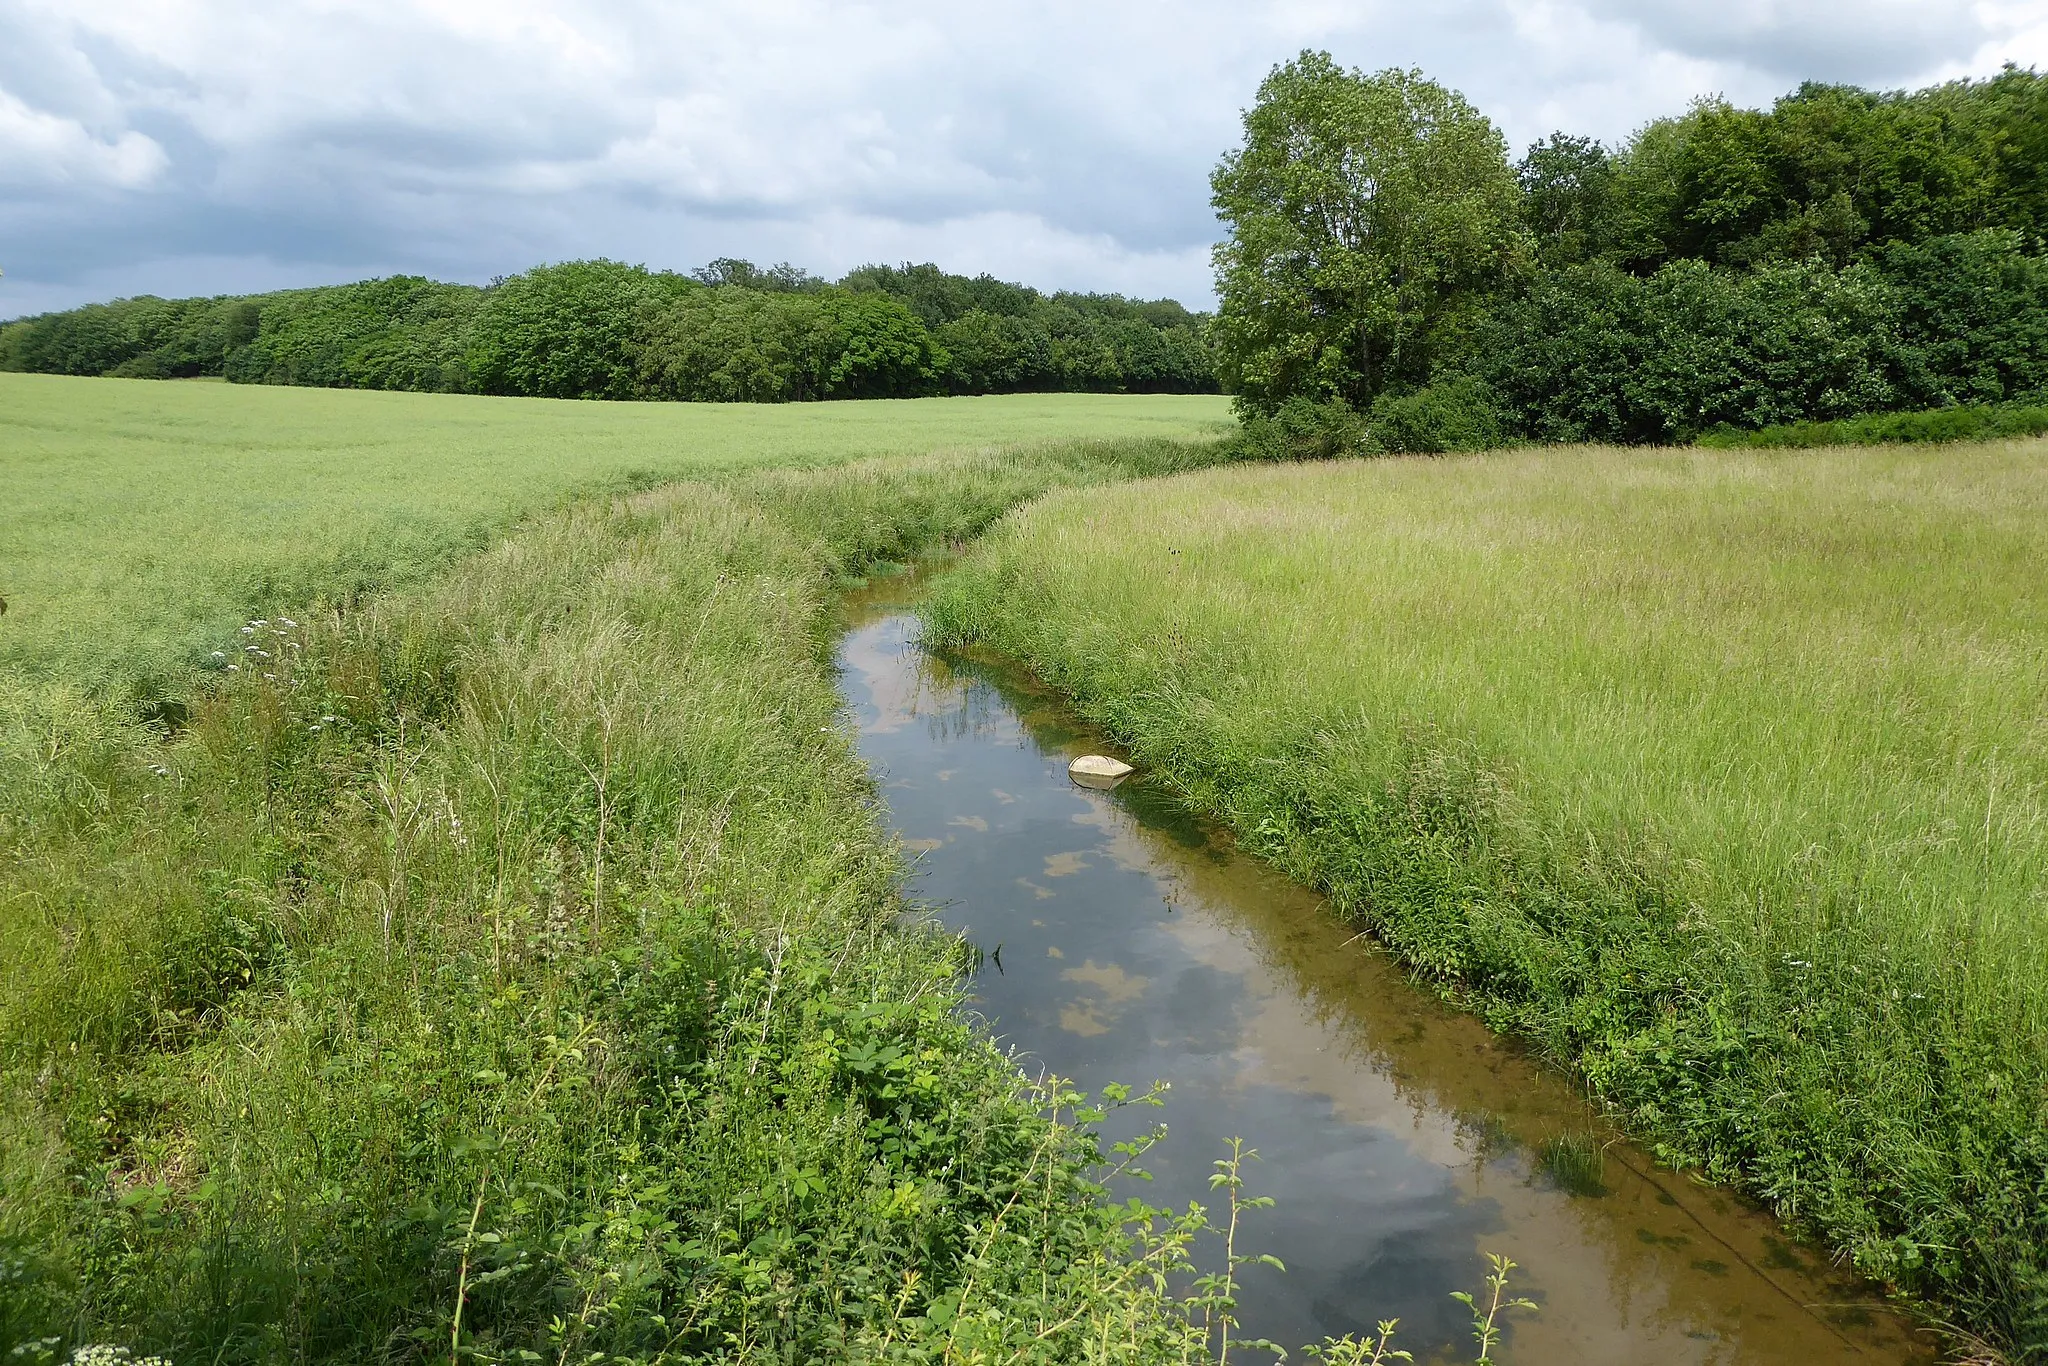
[839,573,1930,1365]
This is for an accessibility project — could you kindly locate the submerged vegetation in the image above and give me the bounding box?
[924,440,2048,1357]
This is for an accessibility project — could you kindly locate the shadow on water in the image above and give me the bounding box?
[835,571,1934,1366]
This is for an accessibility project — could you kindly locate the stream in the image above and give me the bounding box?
[836,576,1932,1365]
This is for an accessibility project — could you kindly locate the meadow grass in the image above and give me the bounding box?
[0,373,1230,697]
[2,434,1274,1364]
[924,439,2048,1357]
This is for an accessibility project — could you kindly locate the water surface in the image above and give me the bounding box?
[837,583,1930,1365]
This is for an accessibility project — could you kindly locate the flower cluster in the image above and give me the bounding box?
[66,1348,174,1366]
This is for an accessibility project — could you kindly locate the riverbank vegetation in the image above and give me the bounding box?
[0,260,1218,402]
[924,440,2048,1359]
[2,420,1284,1362]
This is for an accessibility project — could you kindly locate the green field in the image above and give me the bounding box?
[0,374,1230,695]
[1,379,1251,1362]
[925,441,2048,1349]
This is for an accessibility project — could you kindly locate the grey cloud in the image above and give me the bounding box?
[1,0,2040,317]
[1580,0,1996,86]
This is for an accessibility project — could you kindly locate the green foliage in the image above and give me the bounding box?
[0,434,1268,1364]
[1210,52,1530,413]
[3,259,1217,402]
[635,286,835,402]
[845,262,1218,396]
[1472,256,1903,443]
[1450,1256,1537,1366]
[223,277,480,391]
[465,259,693,400]
[924,445,2048,1357]
[1211,58,2048,441]
[1367,378,1506,453]
[1880,229,2048,406]
[814,291,951,398]
[0,296,260,379]
[1517,134,1616,269]
[1588,72,2048,272]
[1699,399,2048,448]
[1230,397,1370,462]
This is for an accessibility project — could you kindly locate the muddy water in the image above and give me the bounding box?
[837,585,1932,1365]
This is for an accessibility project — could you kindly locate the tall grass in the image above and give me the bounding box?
[0,436,1263,1363]
[924,439,2048,1357]
[0,373,1229,698]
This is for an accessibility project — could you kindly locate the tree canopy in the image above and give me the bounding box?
[1210,54,1529,413]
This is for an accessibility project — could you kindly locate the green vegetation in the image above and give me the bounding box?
[924,442,2048,1356]
[0,259,1218,403]
[2,419,1273,1362]
[1212,55,2048,450]
[0,374,1227,697]
[1700,398,2048,448]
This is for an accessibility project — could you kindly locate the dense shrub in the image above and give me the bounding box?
[0,296,261,380]
[1472,257,1902,443]
[1368,376,1507,452]
[1700,399,2048,448]
[1232,395,1371,460]
[1881,230,2048,407]
[632,287,948,402]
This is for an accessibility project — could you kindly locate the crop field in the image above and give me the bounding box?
[0,374,1230,696]
[924,439,2048,1348]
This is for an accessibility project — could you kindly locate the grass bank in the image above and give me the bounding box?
[1,435,1267,1364]
[923,440,2048,1359]
[0,373,1229,697]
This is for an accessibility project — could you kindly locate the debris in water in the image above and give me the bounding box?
[1068,754,1134,790]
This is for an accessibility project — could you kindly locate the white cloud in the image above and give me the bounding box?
[0,86,165,187]
[1,0,2045,315]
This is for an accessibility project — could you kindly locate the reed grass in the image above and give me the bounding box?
[923,439,2048,1357]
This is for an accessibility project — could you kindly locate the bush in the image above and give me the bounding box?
[1233,396,1372,460]
[1700,400,2048,448]
[1368,377,1507,452]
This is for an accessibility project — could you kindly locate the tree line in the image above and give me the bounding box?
[0,258,1217,401]
[1213,55,2048,452]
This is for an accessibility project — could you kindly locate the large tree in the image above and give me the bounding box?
[1210,53,1529,413]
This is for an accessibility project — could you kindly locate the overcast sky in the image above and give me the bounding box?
[5,1,2047,318]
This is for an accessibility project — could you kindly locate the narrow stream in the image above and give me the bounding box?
[837,578,1932,1365]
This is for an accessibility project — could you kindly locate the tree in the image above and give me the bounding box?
[1210,53,1529,413]
[465,260,691,400]
[1519,133,1617,267]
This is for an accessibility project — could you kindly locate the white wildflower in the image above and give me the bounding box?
[68,1347,175,1366]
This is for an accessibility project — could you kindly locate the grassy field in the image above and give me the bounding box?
[0,374,1230,696]
[925,440,2048,1356]
[3,426,1285,1363]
